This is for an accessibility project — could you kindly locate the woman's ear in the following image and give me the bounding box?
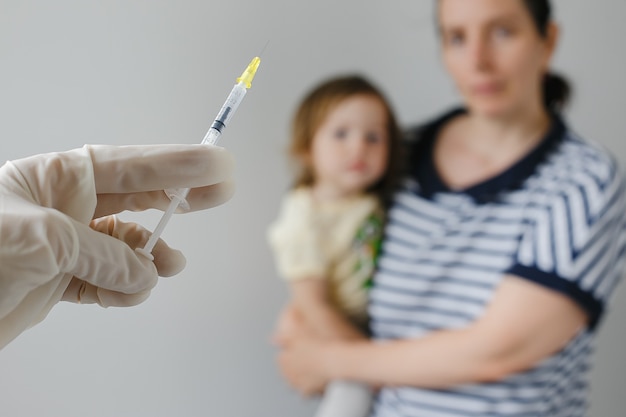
[543,21,560,68]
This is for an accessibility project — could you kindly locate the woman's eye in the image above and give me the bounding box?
[493,26,513,39]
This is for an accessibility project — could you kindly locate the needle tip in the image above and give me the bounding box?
[259,40,270,57]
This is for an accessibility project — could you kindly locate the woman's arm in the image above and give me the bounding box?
[278,278,365,342]
[277,274,587,394]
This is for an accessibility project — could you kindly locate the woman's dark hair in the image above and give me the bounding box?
[521,0,571,111]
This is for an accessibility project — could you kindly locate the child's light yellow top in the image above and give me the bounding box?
[267,187,384,325]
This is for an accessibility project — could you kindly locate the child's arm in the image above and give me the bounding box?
[285,278,365,341]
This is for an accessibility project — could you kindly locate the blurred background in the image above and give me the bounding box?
[0,0,624,416]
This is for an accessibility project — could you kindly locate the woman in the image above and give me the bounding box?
[274,0,626,415]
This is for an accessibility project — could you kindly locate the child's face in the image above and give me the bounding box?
[308,94,389,199]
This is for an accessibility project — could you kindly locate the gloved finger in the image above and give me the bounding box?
[65,216,157,294]
[93,180,235,218]
[62,278,151,307]
[86,144,234,194]
[1,149,97,223]
[63,216,187,306]
[88,215,187,277]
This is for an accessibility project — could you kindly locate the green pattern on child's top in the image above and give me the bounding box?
[351,212,384,290]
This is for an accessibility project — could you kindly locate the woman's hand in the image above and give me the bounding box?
[274,305,333,395]
[272,281,369,395]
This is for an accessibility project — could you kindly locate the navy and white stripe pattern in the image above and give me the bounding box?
[368,109,626,417]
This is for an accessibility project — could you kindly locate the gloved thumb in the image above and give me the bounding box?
[65,216,186,298]
[88,215,187,278]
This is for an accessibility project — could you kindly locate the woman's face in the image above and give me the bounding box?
[438,0,557,118]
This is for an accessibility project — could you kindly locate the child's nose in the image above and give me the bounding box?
[349,137,369,158]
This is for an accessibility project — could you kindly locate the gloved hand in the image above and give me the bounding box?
[0,144,234,348]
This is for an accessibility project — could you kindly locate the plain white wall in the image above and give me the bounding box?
[1,1,624,416]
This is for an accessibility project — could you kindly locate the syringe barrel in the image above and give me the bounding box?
[139,58,260,259]
[202,82,247,145]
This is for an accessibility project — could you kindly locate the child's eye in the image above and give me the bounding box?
[446,31,464,47]
[333,128,348,140]
[366,132,382,144]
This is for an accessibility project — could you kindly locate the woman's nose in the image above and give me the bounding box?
[468,35,492,72]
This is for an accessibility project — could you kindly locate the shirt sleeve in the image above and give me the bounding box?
[506,155,626,331]
[266,190,328,281]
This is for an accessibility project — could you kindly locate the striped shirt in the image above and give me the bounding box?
[368,109,626,417]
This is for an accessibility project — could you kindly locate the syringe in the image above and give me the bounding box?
[136,56,261,260]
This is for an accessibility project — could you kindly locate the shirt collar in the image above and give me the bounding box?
[410,108,567,204]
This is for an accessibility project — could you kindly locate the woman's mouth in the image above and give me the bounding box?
[472,82,504,95]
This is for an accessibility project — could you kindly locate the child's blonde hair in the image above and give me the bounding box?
[288,74,403,207]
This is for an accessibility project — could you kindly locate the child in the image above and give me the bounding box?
[267,75,403,417]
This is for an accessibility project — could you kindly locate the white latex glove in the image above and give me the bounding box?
[0,144,234,348]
